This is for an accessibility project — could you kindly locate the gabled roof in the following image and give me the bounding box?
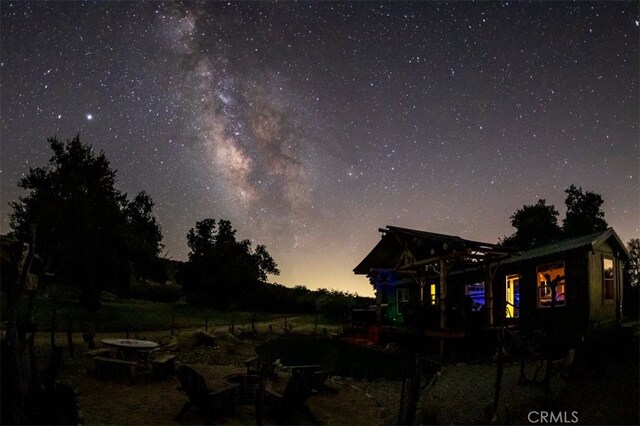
[503,228,630,264]
[353,225,513,275]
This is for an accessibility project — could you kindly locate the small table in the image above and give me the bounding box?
[101,338,159,368]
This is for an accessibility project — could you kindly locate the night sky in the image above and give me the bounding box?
[1,1,638,296]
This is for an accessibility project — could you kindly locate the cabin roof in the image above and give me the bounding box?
[354,226,630,277]
[353,225,512,275]
[502,227,630,264]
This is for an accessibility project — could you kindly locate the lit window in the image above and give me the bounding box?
[506,275,520,318]
[465,282,485,312]
[603,258,615,301]
[430,283,437,305]
[537,262,566,308]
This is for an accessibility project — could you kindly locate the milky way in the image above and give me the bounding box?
[1,2,638,295]
[156,3,318,241]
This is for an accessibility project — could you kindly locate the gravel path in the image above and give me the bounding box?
[342,354,638,425]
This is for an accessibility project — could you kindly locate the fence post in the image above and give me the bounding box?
[67,308,74,357]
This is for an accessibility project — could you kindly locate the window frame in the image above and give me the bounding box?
[396,287,409,316]
[505,274,520,318]
[396,287,409,302]
[464,282,485,312]
[602,257,615,303]
[536,261,566,308]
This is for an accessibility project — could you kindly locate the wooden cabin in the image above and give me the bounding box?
[353,226,629,351]
[496,228,628,339]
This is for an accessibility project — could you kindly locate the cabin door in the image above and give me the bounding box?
[505,275,520,318]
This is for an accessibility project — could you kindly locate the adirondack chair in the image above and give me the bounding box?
[310,347,339,393]
[265,365,318,425]
[246,339,282,379]
[175,365,238,423]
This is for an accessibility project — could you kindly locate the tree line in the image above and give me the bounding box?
[4,135,372,316]
[4,135,638,316]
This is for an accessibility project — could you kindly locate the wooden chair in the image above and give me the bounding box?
[151,354,176,379]
[310,348,339,393]
[175,364,238,423]
[265,365,318,424]
[247,339,282,378]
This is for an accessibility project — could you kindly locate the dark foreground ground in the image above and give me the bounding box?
[30,327,640,425]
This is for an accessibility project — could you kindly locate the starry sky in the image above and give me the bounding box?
[1,1,638,296]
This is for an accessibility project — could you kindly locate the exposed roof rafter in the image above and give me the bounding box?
[354,225,518,276]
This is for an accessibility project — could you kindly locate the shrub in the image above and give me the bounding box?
[129,278,182,302]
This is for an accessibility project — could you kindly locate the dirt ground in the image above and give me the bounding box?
[40,328,639,425]
[45,329,385,425]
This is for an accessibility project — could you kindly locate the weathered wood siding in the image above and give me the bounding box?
[588,241,620,330]
[495,252,590,345]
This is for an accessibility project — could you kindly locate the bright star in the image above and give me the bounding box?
[86,114,93,120]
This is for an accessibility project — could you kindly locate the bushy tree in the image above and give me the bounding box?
[9,136,163,311]
[626,239,640,288]
[502,185,609,250]
[500,199,562,249]
[124,191,164,281]
[562,185,608,237]
[315,289,359,322]
[624,239,639,318]
[182,218,279,308]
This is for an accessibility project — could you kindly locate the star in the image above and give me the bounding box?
[0,1,637,297]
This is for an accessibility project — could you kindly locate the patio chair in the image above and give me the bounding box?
[265,365,318,424]
[246,339,284,384]
[175,364,238,423]
[310,347,339,393]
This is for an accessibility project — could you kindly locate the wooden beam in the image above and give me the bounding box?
[369,268,417,277]
[440,259,448,329]
[396,248,472,271]
[376,285,382,326]
[396,250,512,273]
[484,263,500,327]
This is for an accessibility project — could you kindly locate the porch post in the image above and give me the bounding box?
[439,259,448,328]
[485,265,494,327]
[376,282,382,326]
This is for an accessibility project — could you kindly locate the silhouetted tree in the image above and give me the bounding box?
[500,199,562,249]
[624,239,639,318]
[9,135,163,311]
[562,184,608,237]
[315,288,359,322]
[626,239,640,288]
[123,191,164,281]
[182,218,279,308]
